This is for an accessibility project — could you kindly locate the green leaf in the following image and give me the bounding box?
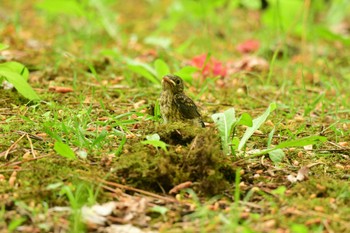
[238,103,276,151]
[125,58,157,76]
[126,59,159,84]
[128,65,159,84]
[154,59,170,79]
[36,0,84,16]
[0,43,9,51]
[0,70,40,101]
[141,133,168,152]
[267,128,276,149]
[274,135,327,149]
[8,217,27,232]
[236,112,253,127]
[231,137,240,150]
[268,149,285,163]
[304,93,324,116]
[254,135,327,156]
[211,108,236,155]
[0,61,29,80]
[175,66,197,83]
[54,141,76,159]
[91,130,108,147]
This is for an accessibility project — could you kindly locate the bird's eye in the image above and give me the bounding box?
[175,79,181,85]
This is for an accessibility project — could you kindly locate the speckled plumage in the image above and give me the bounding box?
[159,74,205,127]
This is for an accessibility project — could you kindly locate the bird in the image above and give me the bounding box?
[159,74,205,127]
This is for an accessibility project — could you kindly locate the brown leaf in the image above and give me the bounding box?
[296,166,309,181]
[287,166,309,183]
[9,171,17,187]
[48,86,73,93]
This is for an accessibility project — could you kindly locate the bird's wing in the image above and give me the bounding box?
[174,93,201,119]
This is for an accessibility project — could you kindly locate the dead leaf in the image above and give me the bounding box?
[169,181,193,194]
[104,224,154,233]
[287,166,309,183]
[48,86,73,93]
[303,145,313,150]
[338,141,348,147]
[134,100,146,109]
[296,166,309,181]
[227,56,269,74]
[82,202,118,225]
[9,171,17,187]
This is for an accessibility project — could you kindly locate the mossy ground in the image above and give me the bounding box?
[1,1,350,232]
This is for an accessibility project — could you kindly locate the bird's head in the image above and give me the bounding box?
[161,74,184,94]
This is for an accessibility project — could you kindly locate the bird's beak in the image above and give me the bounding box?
[162,76,176,86]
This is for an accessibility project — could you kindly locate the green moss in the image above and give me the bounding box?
[113,121,236,195]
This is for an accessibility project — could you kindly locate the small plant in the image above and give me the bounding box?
[212,103,327,161]
[126,58,197,84]
[0,44,40,101]
[141,133,168,152]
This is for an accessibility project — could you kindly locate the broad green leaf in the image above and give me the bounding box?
[254,135,327,156]
[36,0,84,16]
[0,70,40,101]
[125,58,157,76]
[268,149,285,163]
[128,65,159,84]
[154,59,170,79]
[142,134,168,152]
[238,103,276,151]
[274,135,327,149]
[0,43,9,51]
[236,112,253,127]
[54,141,76,159]
[175,66,197,83]
[0,61,29,80]
[211,108,236,155]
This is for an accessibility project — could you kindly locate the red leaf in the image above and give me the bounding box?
[190,54,227,78]
[236,39,260,54]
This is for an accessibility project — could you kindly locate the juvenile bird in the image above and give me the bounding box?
[159,74,205,127]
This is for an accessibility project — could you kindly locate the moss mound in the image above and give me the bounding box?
[113,122,235,195]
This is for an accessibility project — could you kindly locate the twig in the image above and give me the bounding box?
[26,134,36,158]
[0,154,51,168]
[98,178,177,203]
[2,134,26,159]
[17,130,44,141]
